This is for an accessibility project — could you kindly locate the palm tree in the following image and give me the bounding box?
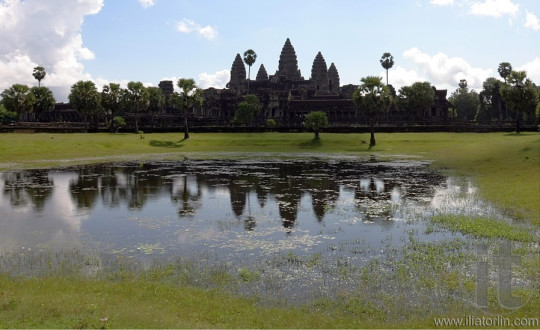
[101,83,124,131]
[171,78,204,140]
[243,49,257,93]
[498,62,512,119]
[147,86,165,127]
[500,71,537,134]
[69,80,100,132]
[30,86,55,119]
[0,84,36,121]
[32,66,46,87]
[380,53,394,86]
[498,62,512,83]
[123,81,150,134]
[353,76,393,147]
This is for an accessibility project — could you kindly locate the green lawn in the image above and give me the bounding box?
[1,131,538,223]
[0,275,394,329]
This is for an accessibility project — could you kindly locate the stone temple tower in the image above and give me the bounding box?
[277,38,302,81]
[328,62,340,95]
[227,53,246,91]
[256,64,268,81]
[311,51,329,93]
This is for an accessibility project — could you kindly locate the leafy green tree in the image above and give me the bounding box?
[171,78,204,139]
[380,53,394,86]
[353,76,392,147]
[111,116,126,133]
[477,77,504,123]
[448,79,479,121]
[397,82,435,121]
[0,103,17,124]
[123,81,149,133]
[304,111,328,139]
[32,66,46,87]
[30,86,55,118]
[1,84,35,120]
[500,71,537,133]
[243,49,257,93]
[69,80,100,131]
[266,118,276,127]
[101,83,124,132]
[147,86,165,125]
[233,94,262,126]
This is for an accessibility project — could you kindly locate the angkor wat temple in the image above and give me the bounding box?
[36,38,451,129]
[160,38,451,127]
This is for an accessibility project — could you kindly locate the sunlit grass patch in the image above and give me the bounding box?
[431,215,537,242]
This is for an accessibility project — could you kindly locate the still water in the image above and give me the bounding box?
[0,158,482,265]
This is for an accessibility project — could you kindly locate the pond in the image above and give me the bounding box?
[0,157,484,264]
[2,157,537,307]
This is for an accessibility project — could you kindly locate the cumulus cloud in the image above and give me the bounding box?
[469,0,519,17]
[138,0,155,8]
[429,0,454,6]
[517,57,540,84]
[176,19,218,40]
[380,66,425,91]
[0,0,103,101]
[198,70,230,89]
[524,10,540,31]
[402,47,492,91]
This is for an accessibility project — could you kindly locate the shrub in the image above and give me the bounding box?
[266,118,276,127]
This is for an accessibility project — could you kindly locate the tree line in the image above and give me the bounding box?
[1,55,539,141]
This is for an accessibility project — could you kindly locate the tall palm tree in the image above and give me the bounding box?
[498,62,512,119]
[498,62,512,83]
[122,81,150,134]
[353,76,393,147]
[243,49,257,93]
[32,66,46,87]
[172,78,204,140]
[380,53,394,86]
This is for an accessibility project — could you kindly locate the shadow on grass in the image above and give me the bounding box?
[299,138,322,149]
[504,132,539,136]
[149,140,185,148]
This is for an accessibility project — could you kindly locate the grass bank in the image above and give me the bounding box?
[0,275,371,329]
[1,131,538,223]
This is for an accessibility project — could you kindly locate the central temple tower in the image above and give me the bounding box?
[276,38,303,81]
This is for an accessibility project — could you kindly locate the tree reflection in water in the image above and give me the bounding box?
[1,160,445,232]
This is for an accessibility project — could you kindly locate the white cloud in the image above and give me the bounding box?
[176,19,218,40]
[517,57,540,84]
[402,47,492,91]
[138,0,155,8]
[198,70,230,89]
[430,0,454,6]
[380,66,424,91]
[0,0,104,101]
[524,10,540,31]
[469,0,519,17]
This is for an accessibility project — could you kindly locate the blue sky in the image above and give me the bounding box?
[1,0,539,101]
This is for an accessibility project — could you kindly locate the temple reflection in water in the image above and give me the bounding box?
[1,160,445,232]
